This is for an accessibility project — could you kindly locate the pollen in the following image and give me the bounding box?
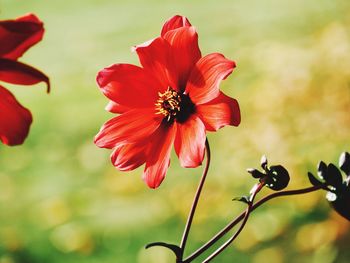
[155,87,181,121]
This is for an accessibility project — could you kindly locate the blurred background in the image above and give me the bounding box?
[1,0,350,262]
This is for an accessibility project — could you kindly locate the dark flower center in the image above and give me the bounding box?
[155,87,195,123]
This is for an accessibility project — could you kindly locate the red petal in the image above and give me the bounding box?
[161,15,191,37]
[196,92,241,131]
[94,108,161,149]
[0,13,44,59]
[111,142,148,171]
[96,63,160,108]
[105,101,130,114]
[174,115,206,168]
[0,59,50,92]
[0,85,32,146]
[186,53,235,105]
[163,26,201,91]
[143,123,176,189]
[134,37,173,90]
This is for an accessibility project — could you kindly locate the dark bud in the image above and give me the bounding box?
[323,163,343,189]
[247,168,265,178]
[260,155,268,171]
[263,165,290,191]
[328,190,350,221]
[339,152,350,176]
[310,154,350,221]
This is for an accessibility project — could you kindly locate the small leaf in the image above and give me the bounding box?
[317,161,327,180]
[308,172,323,187]
[339,152,350,176]
[260,155,268,170]
[145,242,182,259]
[247,168,264,178]
[232,196,250,204]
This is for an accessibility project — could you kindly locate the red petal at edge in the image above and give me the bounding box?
[143,123,176,189]
[163,26,201,91]
[134,37,174,90]
[111,142,148,171]
[0,85,32,146]
[196,92,241,131]
[174,115,206,168]
[0,13,44,59]
[105,101,130,114]
[0,59,50,92]
[94,108,161,149]
[96,63,160,108]
[161,15,191,37]
[186,53,235,105]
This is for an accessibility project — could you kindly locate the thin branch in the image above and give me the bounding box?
[184,185,322,262]
[203,183,263,262]
[180,138,211,256]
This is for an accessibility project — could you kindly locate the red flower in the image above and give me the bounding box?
[0,13,50,146]
[95,15,240,188]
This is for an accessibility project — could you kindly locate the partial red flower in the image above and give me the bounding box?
[95,15,240,188]
[0,13,50,146]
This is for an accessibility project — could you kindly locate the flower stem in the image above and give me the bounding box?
[184,184,322,262]
[180,138,211,257]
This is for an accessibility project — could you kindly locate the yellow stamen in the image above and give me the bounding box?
[155,87,181,121]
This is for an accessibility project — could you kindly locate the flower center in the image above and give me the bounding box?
[155,87,181,121]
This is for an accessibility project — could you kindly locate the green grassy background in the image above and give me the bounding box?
[1,0,350,262]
